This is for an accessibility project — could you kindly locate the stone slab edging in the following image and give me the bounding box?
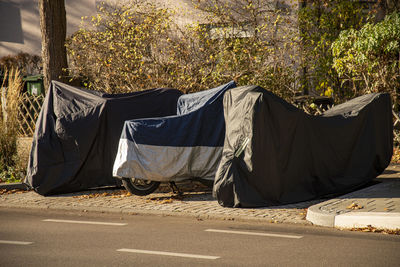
[307,206,400,230]
[334,212,400,229]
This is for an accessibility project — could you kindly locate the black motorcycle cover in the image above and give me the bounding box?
[25,81,182,195]
[213,85,393,207]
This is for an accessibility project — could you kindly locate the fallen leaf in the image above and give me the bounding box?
[346,202,363,210]
[350,225,400,235]
[160,199,173,204]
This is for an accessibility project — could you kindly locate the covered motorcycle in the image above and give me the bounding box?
[213,85,393,208]
[25,81,182,195]
[113,81,236,195]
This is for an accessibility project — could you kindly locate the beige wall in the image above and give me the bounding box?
[0,0,96,57]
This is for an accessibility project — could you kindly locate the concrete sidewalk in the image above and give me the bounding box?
[306,164,400,230]
[1,165,399,231]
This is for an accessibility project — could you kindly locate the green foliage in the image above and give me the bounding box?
[0,165,23,184]
[298,0,369,98]
[332,12,400,109]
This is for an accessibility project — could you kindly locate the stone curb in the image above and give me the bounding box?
[306,204,336,227]
[306,180,400,230]
[334,212,400,229]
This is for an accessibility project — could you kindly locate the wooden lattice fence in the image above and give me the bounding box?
[17,92,44,136]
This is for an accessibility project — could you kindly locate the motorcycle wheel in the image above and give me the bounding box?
[122,178,160,196]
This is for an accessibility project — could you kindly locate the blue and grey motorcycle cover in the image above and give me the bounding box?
[113,81,236,181]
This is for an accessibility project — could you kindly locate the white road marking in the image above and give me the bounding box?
[117,248,220,260]
[42,219,127,226]
[0,240,33,245]
[205,229,303,239]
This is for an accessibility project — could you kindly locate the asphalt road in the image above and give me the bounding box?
[0,208,399,266]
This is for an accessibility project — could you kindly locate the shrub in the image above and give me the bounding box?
[66,0,300,98]
[179,0,300,98]
[298,0,370,99]
[68,1,396,106]
[66,1,172,93]
[332,12,400,110]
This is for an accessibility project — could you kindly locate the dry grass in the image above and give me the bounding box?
[0,68,24,182]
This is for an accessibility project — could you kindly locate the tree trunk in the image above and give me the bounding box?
[39,0,68,90]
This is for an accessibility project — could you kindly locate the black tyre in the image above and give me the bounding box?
[122,178,160,196]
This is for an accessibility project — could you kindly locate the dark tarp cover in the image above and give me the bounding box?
[213,85,393,208]
[25,81,182,195]
[113,81,236,181]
